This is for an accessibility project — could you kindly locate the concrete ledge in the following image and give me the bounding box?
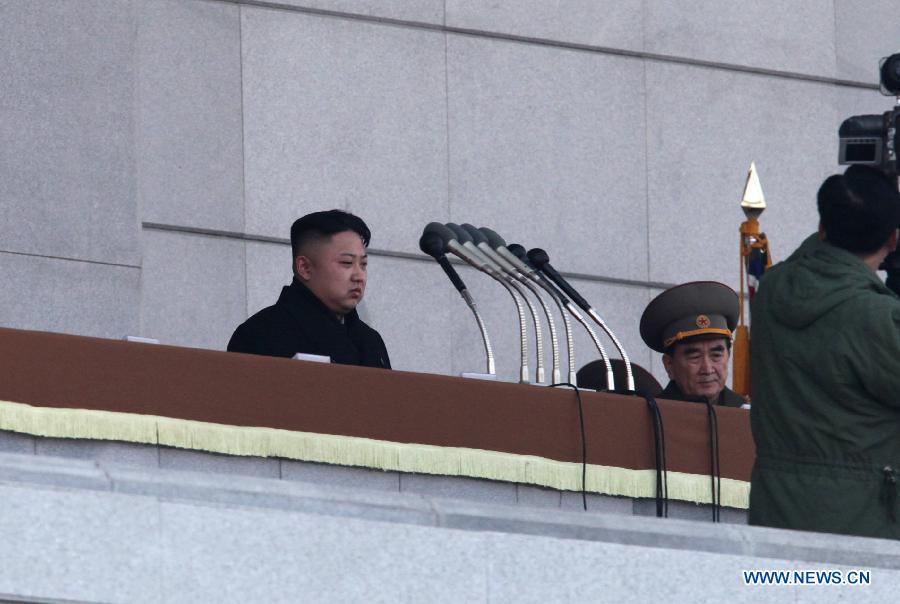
[0,451,897,572]
[1,430,748,523]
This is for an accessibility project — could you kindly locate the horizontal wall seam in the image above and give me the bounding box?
[0,249,140,270]
[217,0,877,89]
[142,222,677,289]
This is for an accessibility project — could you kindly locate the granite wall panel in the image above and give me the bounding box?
[645,0,836,77]
[645,62,836,290]
[446,34,648,280]
[446,0,643,50]
[258,0,444,24]
[0,252,140,339]
[136,0,244,232]
[140,229,246,350]
[835,0,900,83]
[0,0,140,266]
[240,7,448,254]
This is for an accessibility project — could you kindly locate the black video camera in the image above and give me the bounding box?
[838,53,900,177]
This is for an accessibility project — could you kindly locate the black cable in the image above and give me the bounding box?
[636,390,668,518]
[552,382,588,511]
[704,400,722,522]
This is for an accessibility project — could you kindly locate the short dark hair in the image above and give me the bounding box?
[290,210,371,259]
[817,165,900,254]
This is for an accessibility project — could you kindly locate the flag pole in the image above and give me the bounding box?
[733,162,771,397]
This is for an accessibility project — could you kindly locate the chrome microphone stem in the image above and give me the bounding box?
[586,308,634,391]
[460,289,495,375]
[566,302,615,390]
[493,277,530,383]
[532,278,575,385]
[510,279,544,384]
[519,278,559,385]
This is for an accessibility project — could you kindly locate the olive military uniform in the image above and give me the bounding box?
[749,234,900,539]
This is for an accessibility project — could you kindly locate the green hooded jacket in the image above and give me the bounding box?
[749,233,900,539]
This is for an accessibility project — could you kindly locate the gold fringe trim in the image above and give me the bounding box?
[0,399,748,508]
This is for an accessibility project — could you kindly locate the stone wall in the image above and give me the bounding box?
[0,447,896,603]
[2,0,898,385]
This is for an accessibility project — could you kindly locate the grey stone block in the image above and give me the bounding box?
[516,484,561,508]
[447,0,643,50]
[36,437,159,468]
[486,532,797,604]
[446,34,648,280]
[265,0,444,24]
[0,252,140,339]
[356,256,454,375]
[108,461,433,527]
[645,62,836,289]
[140,230,246,350]
[243,240,291,319]
[0,484,160,604]
[645,0,836,77]
[838,83,894,122]
[159,447,280,479]
[0,0,139,266]
[0,430,34,455]
[0,451,110,492]
[401,472,517,505]
[280,459,400,492]
[835,0,900,83]
[561,491,634,515]
[136,0,244,232]
[633,498,747,524]
[241,7,448,255]
[158,500,487,603]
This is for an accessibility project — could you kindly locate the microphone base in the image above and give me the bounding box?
[460,372,498,381]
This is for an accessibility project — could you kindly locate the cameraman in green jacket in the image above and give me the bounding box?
[749,165,900,539]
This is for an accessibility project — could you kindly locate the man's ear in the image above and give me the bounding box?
[661,353,674,379]
[888,229,899,253]
[818,222,826,241]
[295,255,313,281]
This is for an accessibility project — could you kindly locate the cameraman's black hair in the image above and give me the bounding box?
[290,210,371,261]
[817,165,900,254]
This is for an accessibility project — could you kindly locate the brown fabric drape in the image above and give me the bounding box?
[0,327,754,481]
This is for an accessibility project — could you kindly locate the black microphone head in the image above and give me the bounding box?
[418,231,446,258]
[461,223,488,245]
[507,243,527,260]
[479,227,506,249]
[527,248,550,270]
[445,223,473,244]
[424,222,458,245]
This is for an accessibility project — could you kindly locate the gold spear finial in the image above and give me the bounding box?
[741,161,766,220]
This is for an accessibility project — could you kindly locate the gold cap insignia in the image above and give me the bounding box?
[696,314,711,328]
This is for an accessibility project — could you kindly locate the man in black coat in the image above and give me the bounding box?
[227,210,391,369]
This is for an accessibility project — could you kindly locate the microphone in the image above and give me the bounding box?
[462,224,546,384]
[506,243,581,386]
[421,224,495,376]
[419,231,467,294]
[527,248,635,392]
[440,223,531,384]
[477,227,561,385]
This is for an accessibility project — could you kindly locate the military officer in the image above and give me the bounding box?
[639,281,744,407]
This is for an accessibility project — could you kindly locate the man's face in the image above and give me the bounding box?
[662,337,730,400]
[295,230,368,315]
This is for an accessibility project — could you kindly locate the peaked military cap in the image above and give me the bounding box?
[640,281,739,353]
